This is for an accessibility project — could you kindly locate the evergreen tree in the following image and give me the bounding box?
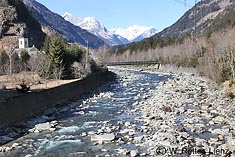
[45,34,65,68]
[19,50,30,63]
[19,50,30,71]
[39,34,65,78]
[0,50,9,74]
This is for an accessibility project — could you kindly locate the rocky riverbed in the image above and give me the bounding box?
[128,72,235,156]
[0,67,235,157]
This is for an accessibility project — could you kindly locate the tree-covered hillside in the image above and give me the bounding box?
[103,0,235,83]
[110,0,235,55]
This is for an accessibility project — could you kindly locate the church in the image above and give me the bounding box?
[19,27,29,49]
[15,27,39,55]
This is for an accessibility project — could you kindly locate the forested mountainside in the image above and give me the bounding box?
[112,0,235,53]
[103,0,235,82]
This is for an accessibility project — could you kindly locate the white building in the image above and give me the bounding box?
[16,27,39,56]
[18,28,29,49]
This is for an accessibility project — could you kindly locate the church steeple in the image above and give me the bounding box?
[19,27,26,38]
[19,27,29,49]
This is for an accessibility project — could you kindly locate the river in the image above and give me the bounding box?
[3,67,172,157]
[3,67,235,156]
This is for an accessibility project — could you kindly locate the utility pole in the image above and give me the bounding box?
[103,44,105,62]
[85,39,89,69]
[193,0,197,40]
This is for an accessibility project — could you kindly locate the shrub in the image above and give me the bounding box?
[227,92,235,99]
[72,62,85,78]
[229,80,234,88]
[221,66,232,82]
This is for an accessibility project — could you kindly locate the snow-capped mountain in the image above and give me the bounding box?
[63,13,158,45]
[110,25,158,42]
[63,12,129,46]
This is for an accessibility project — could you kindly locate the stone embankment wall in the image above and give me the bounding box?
[0,71,115,128]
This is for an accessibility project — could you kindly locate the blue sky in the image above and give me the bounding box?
[36,0,197,30]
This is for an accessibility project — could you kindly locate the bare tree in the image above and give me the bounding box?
[8,45,17,76]
[72,62,85,78]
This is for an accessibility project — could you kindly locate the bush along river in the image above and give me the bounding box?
[0,67,235,157]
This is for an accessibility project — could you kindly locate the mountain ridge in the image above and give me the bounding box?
[154,0,234,39]
[110,0,235,55]
[63,13,129,46]
[63,13,158,45]
[23,0,105,49]
[110,25,158,42]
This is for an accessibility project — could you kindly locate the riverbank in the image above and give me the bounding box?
[91,66,235,156]
[0,70,116,144]
[134,70,235,156]
[137,69,235,156]
[0,66,235,156]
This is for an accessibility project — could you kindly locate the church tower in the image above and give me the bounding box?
[18,28,29,49]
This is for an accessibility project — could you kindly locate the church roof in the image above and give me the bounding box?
[15,46,39,56]
[19,28,26,38]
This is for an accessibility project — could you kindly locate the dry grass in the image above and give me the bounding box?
[0,72,79,90]
[0,72,80,101]
[223,81,235,94]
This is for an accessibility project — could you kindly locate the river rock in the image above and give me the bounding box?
[212,115,225,124]
[88,131,96,135]
[130,150,138,157]
[81,132,87,137]
[162,106,172,112]
[116,148,128,155]
[34,122,52,132]
[4,146,12,152]
[11,143,19,148]
[91,133,115,142]
[217,134,225,141]
[120,128,135,135]
[124,122,131,127]
[227,137,235,146]
[132,101,139,106]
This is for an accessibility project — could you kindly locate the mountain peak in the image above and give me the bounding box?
[110,25,158,42]
[83,17,98,23]
[63,12,72,17]
[23,0,104,49]
[63,13,128,46]
[63,13,158,45]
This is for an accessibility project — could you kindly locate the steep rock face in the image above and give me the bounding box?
[0,5,20,50]
[23,0,105,49]
[0,6,16,37]
[0,0,45,50]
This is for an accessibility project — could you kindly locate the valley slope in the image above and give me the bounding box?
[23,0,105,49]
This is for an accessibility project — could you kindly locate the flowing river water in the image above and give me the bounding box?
[3,67,234,157]
[3,68,172,157]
